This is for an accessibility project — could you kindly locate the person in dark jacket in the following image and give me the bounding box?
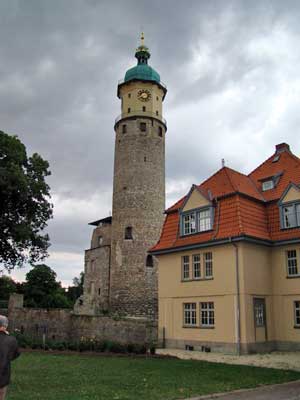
[0,315,20,400]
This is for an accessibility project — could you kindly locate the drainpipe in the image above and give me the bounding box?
[231,240,241,356]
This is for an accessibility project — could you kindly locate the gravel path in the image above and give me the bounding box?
[157,348,300,371]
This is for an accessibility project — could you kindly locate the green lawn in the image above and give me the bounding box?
[7,352,300,400]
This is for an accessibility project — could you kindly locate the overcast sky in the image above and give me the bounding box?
[1,0,300,285]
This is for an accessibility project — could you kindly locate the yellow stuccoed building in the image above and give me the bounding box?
[150,143,300,354]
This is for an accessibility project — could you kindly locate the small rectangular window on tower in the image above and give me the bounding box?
[128,93,131,98]
[122,124,127,134]
[142,106,146,112]
[156,111,159,116]
[140,122,147,132]
[128,107,131,113]
[158,127,163,137]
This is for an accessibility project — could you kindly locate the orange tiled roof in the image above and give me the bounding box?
[152,143,300,253]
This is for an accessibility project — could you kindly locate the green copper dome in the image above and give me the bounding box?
[124,64,160,83]
[124,36,161,84]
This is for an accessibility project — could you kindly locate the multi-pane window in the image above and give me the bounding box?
[183,213,196,235]
[182,256,190,280]
[200,302,214,327]
[198,209,212,231]
[282,203,300,229]
[287,250,298,276]
[192,254,201,279]
[182,207,213,236]
[204,252,213,278]
[184,303,197,326]
[283,205,297,228]
[254,298,265,327]
[294,301,300,327]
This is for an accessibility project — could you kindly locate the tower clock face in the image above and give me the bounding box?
[137,89,151,102]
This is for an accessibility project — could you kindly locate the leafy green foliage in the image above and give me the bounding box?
[0,275,17,299]
[66,272,84,305]
[0,131,53,271]
[9,353,300,400]
[24,264,71,308]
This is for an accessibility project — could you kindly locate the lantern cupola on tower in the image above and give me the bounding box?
[123,33,163,89]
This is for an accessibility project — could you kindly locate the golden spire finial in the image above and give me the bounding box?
[141,32,145,46]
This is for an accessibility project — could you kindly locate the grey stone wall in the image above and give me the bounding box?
[110,117,166,318]
[8,295,157,344]
[74,222,111,315]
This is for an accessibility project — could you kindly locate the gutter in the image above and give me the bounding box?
[149,235,273,256]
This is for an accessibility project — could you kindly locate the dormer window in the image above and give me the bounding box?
[282,204,300,228]
[181,207,213,236]
[183,213,196,235]
[262,180,274,191]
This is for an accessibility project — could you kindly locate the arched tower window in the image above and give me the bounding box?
[146,255,154,268]
[125,226,133,240]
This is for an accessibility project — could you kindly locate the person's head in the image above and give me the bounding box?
[0,315,8,331]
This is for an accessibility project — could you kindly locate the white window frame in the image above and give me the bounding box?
[294,301,300,327]
[281,202,300,229]
[198,209,212,231]
[204,252,213,278]
[286,250,298,277]
[183,303,197,326]
[182,256,190,280]
[181,207,213,236]
[192,254,201,279]
[200,302,214,327]
[262,180,274,191]
[183,213,196,235]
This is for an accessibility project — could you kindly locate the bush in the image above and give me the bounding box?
[109,342,127,354]
[12,332,151,356]
[94,340,106,352]
[67,342,79,351]
[127,343,147,354]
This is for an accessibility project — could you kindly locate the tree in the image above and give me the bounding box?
[67,272,84,304]
[24,264,71,308]
[0,276,17,300]
[0,131,53,271]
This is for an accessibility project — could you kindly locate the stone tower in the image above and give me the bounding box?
[109,34,167,318]
[74,35,167,321]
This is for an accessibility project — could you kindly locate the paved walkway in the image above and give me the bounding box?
[157,348,300,371]
[188,380,300,400]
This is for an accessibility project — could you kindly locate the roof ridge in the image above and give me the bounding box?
[223,166,236,192]
[166,194,186,212]
[247,175,266,202]
[248,152,275,177]
[198,166,224,187]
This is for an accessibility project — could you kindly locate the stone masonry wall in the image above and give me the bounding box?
[74,222,112,315]
[110,117,166,318]
[8,294,157,344]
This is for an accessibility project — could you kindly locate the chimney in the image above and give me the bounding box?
[275,143,290,154]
